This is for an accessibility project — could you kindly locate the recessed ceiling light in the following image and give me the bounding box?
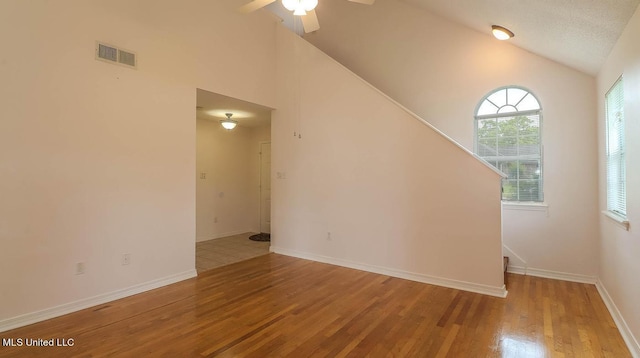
[492,25,514,40]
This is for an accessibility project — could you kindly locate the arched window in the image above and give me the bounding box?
[474,87,543,202]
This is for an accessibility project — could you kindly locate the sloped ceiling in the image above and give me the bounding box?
[400,0,640,75]
[265,0,639,75]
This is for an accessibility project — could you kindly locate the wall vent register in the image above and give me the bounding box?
[96,42,137,68]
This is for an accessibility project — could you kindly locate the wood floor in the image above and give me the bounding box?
[196,233,270,273]
[0,254,630,357]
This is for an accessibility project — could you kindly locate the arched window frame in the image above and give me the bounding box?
[474,86,543,202]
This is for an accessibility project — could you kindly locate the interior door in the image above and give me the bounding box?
[259,142,271,234]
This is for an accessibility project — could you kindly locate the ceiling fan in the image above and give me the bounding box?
[238,0,375,33]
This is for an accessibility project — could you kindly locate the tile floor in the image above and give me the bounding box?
[196,232,271,273]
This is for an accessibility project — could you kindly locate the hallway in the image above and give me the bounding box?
[196,232,270,273]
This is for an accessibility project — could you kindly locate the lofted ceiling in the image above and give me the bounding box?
[400,0,640,75]
[196,89,272,128]
[267,0,639,75]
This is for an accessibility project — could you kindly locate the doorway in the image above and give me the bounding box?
[195,89,272,273]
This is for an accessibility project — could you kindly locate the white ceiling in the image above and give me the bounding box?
[196,89,272,128]
[400,0,640,75]
[267,0,639,75]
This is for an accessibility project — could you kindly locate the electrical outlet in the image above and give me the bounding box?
[200,172,206,179]
[214,216,218,223]
[76,262,85,275]
[122,254,131,266]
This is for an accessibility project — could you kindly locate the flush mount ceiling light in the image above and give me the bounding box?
[220,113,237,130]
[492,25,514,40]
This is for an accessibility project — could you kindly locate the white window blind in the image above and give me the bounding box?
[605,78,626,217]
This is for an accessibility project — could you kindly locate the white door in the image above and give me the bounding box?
[259,142,271,234]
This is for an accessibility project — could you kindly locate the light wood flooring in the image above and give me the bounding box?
[0,254,631,357]
[196,233,270,273]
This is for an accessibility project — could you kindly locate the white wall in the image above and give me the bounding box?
[196,119,271,241]
[303,0,600,278]
[272,26,506,294]
[0,0,277,326]
[597,5,640,355]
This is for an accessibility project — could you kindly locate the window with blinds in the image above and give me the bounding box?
[474,87,543,202]
[605,77,626,217]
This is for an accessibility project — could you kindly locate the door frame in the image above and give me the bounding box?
[259,141,271,234]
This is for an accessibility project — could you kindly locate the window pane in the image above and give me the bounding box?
[487,89,507,108]
[477,101,498,116]
[519,137,540,156]
[518,160,541,180]
[475,87,543,202]
[517,93,541,111]
[605,77,626,216]
[518,180,541,201]
[497,137,517,157]
[507,88,528,106]
[478,138,497,156]
[502,180,518,201]
[607,116,623,152]
[498,117,518,137]
[496,160,518,179]
[497,105,518,114]
[477,118,497,138]
[517,115,540,134]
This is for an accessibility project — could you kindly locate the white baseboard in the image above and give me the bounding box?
[0,269,197,333]
[271,246,507,298]
[196,229,255,242]
[596,280,640,358]
[506,265,527,275]
[507,265,597,284]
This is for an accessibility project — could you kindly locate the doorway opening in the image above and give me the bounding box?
[195,89,272,273]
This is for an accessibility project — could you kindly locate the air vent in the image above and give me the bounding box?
[96,42,137,69]
[98,44,117,62]
[118,50,136,67]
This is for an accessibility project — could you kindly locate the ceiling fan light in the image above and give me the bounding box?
[492,25,514,40]
[282,0,297,11]
[293,5,306,15]
[302,0,317,11]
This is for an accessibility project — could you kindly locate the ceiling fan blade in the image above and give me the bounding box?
[237,0,276,13]
[301,10,320,33]
[348,0,375,4]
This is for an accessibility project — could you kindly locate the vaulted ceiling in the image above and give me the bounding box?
[401,0,640,75]
[267,0,640,75]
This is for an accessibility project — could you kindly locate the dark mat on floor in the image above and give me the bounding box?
[249,233,271,242]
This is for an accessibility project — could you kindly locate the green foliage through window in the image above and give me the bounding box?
[474,87,543,202]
